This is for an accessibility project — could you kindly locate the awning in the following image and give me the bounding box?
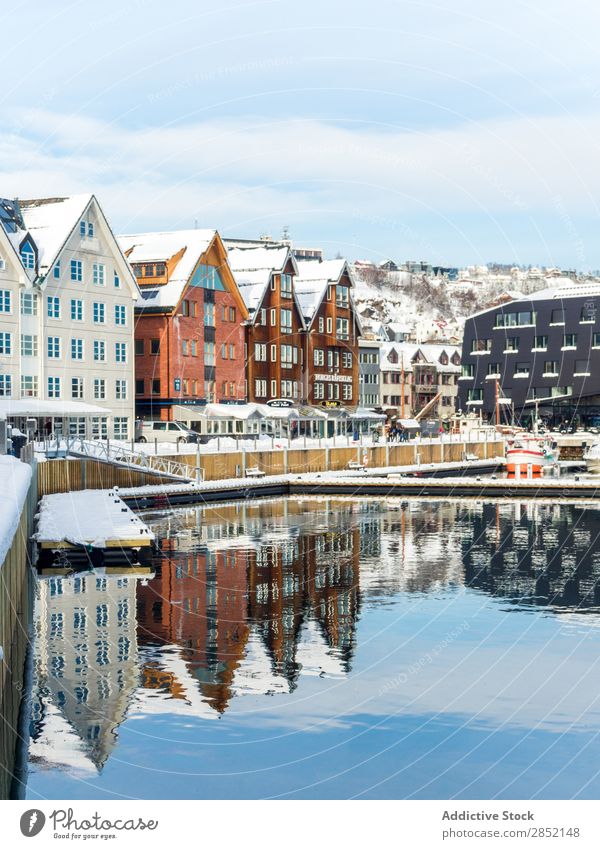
[0,399,109,417]
[352,407,386,420]
[397,418,421,429]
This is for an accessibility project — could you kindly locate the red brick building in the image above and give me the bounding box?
[225,243,306,403]
[118,230,248,420]
[294,259,361,408]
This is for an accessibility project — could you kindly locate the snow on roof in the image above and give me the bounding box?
[118,229,217,310]
[0,398,108,417]
[19,194,92,272]
[294,258,354,322]
[226,245,290,273]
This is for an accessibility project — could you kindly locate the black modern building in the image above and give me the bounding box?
[457,284,600,427]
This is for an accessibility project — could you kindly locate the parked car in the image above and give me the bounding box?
[139,420,198,445]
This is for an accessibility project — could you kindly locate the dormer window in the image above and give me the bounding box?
[20,240,35,270]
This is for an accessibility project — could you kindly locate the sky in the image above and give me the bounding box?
[1,0,600,269]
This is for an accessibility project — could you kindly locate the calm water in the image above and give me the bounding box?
[24,496,600,799]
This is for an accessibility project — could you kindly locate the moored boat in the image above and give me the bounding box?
[506,435,558,476]
[584,442,600,474]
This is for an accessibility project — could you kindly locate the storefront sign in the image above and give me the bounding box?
[267,399,294,408]
[314,373,353,383]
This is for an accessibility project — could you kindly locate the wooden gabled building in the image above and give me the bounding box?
[294,259,362,408]
[225,243,306,403]
[118,230,248,420]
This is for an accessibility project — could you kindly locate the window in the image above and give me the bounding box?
[114,417,128,439]
[342,351,352,369]
[314,382,324,400]
[486,362,501,376]
[281,344,294,369]
[281,308,292,333]
[93,263,105,285]
[115,304,126,325]
[21,334,38,356]
[336,285,349,307]
[467,388,483,402]
[575,359,591,375]
[314,348,324,367]
[254,343,267,362]
[91,417,108,439]
[281,274,293,298]
[270,308,276,326]
[270,379,277,397]
[115,342,127,363]
[71,259,83,282]
[229,306,236,321]
[318,316,324,333]
[504,337,519,352]
[514,362,529,376]
[562,333,577,348]
[135,339,144,356]
[270,344,277,362]
[255,379,267,398]
[342,383,353,400]
[471,338,492,353]
[221,343,227,359]
[71,299,83,321]
[47,295,60,319]
[550,308,564,325]
[71,377,83,399]
[88,222,94,237]
[594,333,600,348]
[551,385,573,397]
[150,338,160,354]
[260,308,266,325]
[115,379,127,400]
[47,336,61,358]
[135,379,144,394]
[580,302,596,323]
[203,302,215,326]
[182,300,190,317]
[533,335,548,350]
[94,378,106,400]
[494,310,535,327]
[182,339,189,356]
[0,375,12,397]
[47,376,61,398]
[544,360,559,375]
[336,317,349,340]
[0,290,11,312]
[21,375,38,397]
[461,364,474,377]
[204,341,215,365]
[229,343,235,359]
[0,332,11,355]
[93,302,105,323]
[20,291,38,315]
[53,260,61,279]
[280,379,294,398]
[114,271,121,288]
[20,241,35,269]
[79,220,86,236]
[271,276,277,291]
[92,340,104,362]
[327,317,333,334]
[191,340,197,356]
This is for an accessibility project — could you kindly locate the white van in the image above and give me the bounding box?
[139,420,198,445]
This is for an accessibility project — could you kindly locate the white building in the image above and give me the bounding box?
[0,195,138,439]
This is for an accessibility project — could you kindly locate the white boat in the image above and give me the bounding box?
[506,435,558,476]
[584,442,600,474]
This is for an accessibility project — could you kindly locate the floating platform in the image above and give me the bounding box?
[34,488,156,567]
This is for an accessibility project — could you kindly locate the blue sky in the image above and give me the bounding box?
[2,0,600,268]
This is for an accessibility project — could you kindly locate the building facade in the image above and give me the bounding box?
[380,342,460,419]
[0,195,138,439]
[458,283,600,426]
[358,338,382,409]
[294,259,361,408]
[119,230,248,420]
[225,244,305,404]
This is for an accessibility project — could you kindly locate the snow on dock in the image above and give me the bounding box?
[34,488,154,551]
[0,456,32,568]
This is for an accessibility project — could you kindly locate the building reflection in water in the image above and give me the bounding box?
[28,496,600,778]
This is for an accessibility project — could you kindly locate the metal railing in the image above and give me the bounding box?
[45,437,199,482]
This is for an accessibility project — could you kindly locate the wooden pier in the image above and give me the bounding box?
[34,489,156,567]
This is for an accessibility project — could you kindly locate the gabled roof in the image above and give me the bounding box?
[225,243,304,325]
[294,258,363,336]
[19,194,93,274]
[118,229,217,310]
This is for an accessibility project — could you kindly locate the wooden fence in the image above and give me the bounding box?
[37,457,182,497]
